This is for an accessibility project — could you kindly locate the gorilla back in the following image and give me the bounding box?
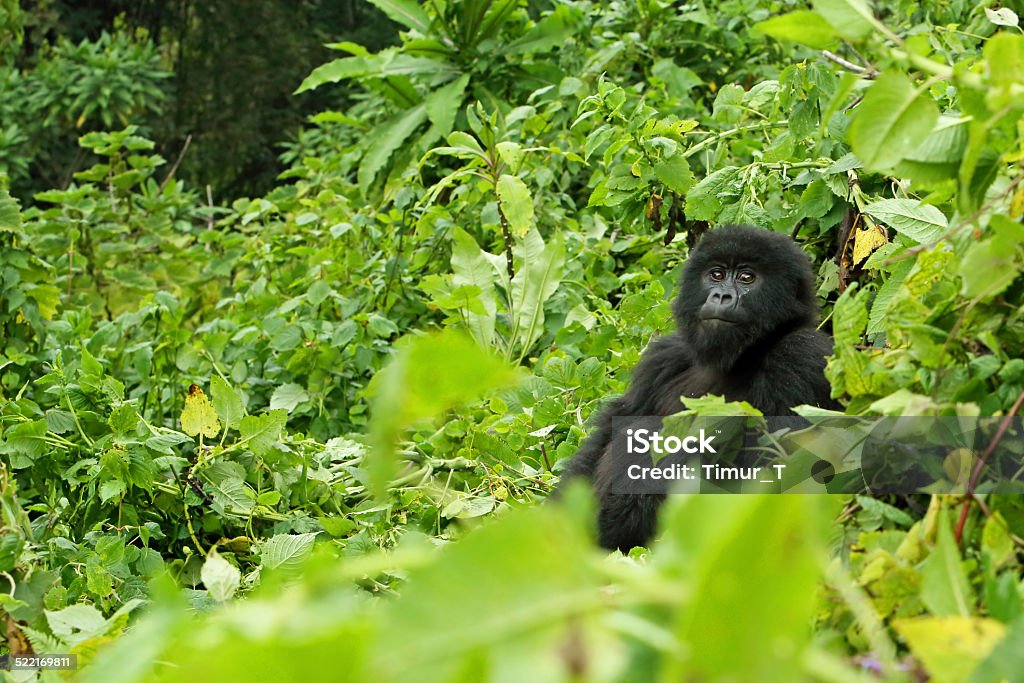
[560,225,840,551]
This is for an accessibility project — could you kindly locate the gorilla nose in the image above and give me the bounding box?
[701,290,739,321]
[708,291,734,306]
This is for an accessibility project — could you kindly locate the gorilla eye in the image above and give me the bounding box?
[738,271,756,284]
[709,268,725,282]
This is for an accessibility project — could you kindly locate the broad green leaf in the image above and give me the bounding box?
[921,514,974,617]
[984,34,1024,110]
[372,504,595,679]
[509,229,565,360]
[210,376,245,430]
[848,72,940,170]
[812,0,876,40]
[503,5,579,55]
[0,187,21,232]
[46,604,107,644]
[440,494,495,519]
[894,116,968,186]
[651,58,702,97]
[296,56,372,93]
[959,216,1024,298]
[653,154,695,194]
[201,552,241,602]
[423,74,470,142]
[495,174,535,238]
[753,11,839,49]
[259,532,317,574]
[358,104,428,194]
[180,386,221,439]
[660,497,828,682]
[366,0,432,34]
[495,141,523,173]
[867,259,913,335]
[711,83,744,123]
[238,410,288,457]
[107,404,139,435]
[205,476,254,515]
[684,166,741,221]
[450,227,498,347]
[269,383,309,413]
[862,198,947,243]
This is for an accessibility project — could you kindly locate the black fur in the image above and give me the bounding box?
[560,225,841,551]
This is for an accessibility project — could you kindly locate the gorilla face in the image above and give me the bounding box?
[698,263,761,324]
[674,226,819,371]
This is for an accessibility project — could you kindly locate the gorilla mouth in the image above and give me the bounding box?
[701,316,740,325]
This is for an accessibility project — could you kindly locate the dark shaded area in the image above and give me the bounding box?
[18,0,398,199]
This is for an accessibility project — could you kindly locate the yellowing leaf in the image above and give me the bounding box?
[181,384,221,438]
[852,226,887,265]
[894,616,1005,683]
[495,174,535,238]
[1010,185,1024,219]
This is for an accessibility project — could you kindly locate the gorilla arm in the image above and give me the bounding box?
[559,335,693,482]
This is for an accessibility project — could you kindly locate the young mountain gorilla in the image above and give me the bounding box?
[560,225,840,551]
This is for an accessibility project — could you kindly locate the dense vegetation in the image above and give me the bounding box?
[2,0,1024,680]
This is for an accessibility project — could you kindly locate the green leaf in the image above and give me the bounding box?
[296,56,373,93]
[509,230,565,360]
[260,533,317,574]
[206,476,254,515]
[958,216,1024,298]
[970,617,1024,682]
[268,325,302,352]
[653,154,696,194]
[423,74,470,141]
[450,227,498,347]
[358,104,428,194]
[210,376,245,430]
[373,504,594,676]
[848,72,940,170]
[201,552,241,602]
[660,497,828,681]
[269,383,310,413]
[0,187,22,233]
[306,280,333,305]
[685,166,741,221]
[495,141,523,174]
[921,514,973,617]
[107,404,139,435]
[366,0,432,34]
[238,410,288,457]
[495,174,535,238]
[862,198,947,243]
[812,0,876,40]
[753,11,839,49]
[504,5,579,55]
[985,33,1024,87]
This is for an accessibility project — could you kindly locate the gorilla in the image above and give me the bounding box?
[560,225,841,551]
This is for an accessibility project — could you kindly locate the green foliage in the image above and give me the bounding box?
[0,28,168,196]
[3,1,1024,681]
